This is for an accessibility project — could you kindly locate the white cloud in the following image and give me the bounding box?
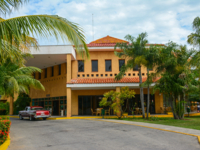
[4,0,200,48]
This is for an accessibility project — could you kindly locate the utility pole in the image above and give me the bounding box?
[92,14,94,40]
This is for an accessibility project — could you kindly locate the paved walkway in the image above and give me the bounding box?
[8,118,200,150]
[96,119,200,137]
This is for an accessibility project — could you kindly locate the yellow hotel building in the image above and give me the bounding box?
[4,36,164,116]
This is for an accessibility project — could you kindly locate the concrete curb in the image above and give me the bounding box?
[8,116,103,120]
[0,136,10,150]
[198,136,200,143]
[86,119,200,144]
[8,112,200,120]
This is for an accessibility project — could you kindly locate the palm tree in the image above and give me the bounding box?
[114,33,149,118]
[0,60,44,97]
[0,0,89,63]
[0,59,44,114]
[143,45,160,118]
[188,16,200,97]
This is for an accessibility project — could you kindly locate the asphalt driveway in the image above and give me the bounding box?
[8,118,200,150]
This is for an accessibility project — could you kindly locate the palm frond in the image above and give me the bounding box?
[0,15,89,57]
[13,66,41,76]
[0,39,27,64]
[0,0,28,15]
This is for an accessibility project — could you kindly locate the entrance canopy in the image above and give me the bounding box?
[25,45,76,69]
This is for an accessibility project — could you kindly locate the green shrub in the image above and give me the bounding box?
[14,93,31,115]
[0,116,10,145]
[0,102,9,115]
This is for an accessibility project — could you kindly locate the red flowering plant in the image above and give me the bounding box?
[0,116,11,145]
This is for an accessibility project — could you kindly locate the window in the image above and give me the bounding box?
[51,66,54,77]
[58,64,61,75]
[45,68,47,78]
[105,60,112,71]
[92,60,98,72]
[78,60,84,72]
[119,60,125,71]
[133,65,139,71]
[39,72,41,79]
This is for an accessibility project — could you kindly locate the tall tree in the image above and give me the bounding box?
[152,42,197,119]
[187,16,200,99]
[114,33,149,118]
[143,45,160,118]
[0,0,90,107]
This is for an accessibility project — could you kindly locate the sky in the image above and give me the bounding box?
[6,0,200,46]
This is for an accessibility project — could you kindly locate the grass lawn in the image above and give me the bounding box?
[114,116,200,130]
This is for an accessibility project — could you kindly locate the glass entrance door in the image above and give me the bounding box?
[78,96,92,115]
[83,96,91,115]
[53,101,59,115]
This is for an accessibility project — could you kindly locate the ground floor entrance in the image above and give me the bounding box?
[78,94,155,115]
[78,95,108,115]
[30,88,162,117]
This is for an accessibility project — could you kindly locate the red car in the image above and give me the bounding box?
[19,106,51,121]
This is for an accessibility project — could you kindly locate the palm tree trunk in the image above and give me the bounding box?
[139,67,145,118]
[172,94,179,119]
[147,68,150,119]
[181,91,185,119]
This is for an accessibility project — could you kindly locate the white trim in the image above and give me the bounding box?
[88,47,115,49]
[67,83,156,90]
[29,45,76,59]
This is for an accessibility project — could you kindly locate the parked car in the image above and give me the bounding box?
[19,106,51,121]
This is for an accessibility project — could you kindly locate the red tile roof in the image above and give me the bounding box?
[67,77,160,84]
[87,35,165,47]
[90,35,128,44]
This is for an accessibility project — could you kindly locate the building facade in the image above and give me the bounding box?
[3,36,164,116]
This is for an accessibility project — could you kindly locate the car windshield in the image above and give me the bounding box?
[31,108,43,110]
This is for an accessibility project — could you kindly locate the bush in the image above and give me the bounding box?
[0,102,9,115]
[0,116,11,145]
[14,93,31,115]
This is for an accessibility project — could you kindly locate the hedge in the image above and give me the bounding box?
[0,116,11,145]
